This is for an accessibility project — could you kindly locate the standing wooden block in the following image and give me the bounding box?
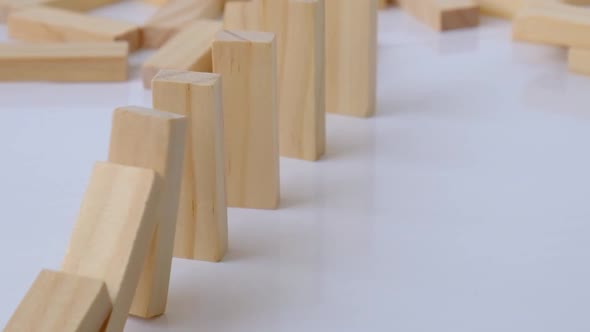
[62,162,161,332]
[0,42,128,82]
[280,0,325,161]
[325,0,377,117]
[568,47,590,76]
[142,19,222,89]
[223,0,260,30]
[153,70,228,262]
[7,6,141,51]
[213,30,279,209]
[108,107,186,318]
[4,269,111,332]
[397,0,480,31]
[142,0,225,48]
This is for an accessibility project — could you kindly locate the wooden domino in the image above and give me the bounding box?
[108,107,187,318]
[4,269,111,332]
[223,0,260,30]
[568,47,590,76]
[62,162,161,332]
[212,30,280,209]
[0,42,128,82]
[153,70,228,262]
[397,0,480,31]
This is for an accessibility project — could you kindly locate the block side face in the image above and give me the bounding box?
[153,69,220,86]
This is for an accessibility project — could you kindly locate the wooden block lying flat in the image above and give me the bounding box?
[62,162,160,332]
[213,30,280,209]
[153,70,228,262]
[474,0,525,19]
[223,0,260,30]
[398,0,479,30]
[108,107,186,318]
[280,0,325,161]
[142,0,225,48]
[142,20,222,89]
[4,269,111,332]
[325,0,378,117]
[0,0,121,22]
[8,6,141,51]
[568,47,590,76]
[0,42,128,82]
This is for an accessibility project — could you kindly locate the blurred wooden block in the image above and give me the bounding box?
[569,47,590,75]
[398,0,479,30]
[280,0,325,161]
[142,20,222,89]
[325,0,377,117]
[0,0,121,22]
[142,0,224,48]
[144,0,170,5]
[223,0,260,30]
[7,6,141,51]
[4,269,111,332]
[108,107,186,318]
[474,0,525,19]
[153,70,228,262]
[212,30,280,209]
[0,42,128,82]
[62,162,160,332]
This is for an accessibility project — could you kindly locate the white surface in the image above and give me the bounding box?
[1,3,590,332]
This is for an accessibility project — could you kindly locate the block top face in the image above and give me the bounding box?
[214,30,275,44]
[115,106,186,120]
[153,69,220,86]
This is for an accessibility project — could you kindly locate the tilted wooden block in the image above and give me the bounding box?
[153,70,228,262]
[0,0,121,22]
[108,107,186,318]
[223,0,260,30]
[398,0,480,31]
[142,20,222,89]
[279,0,325,161]
[62,162,161,332]
[568,47,590,76]
[0,42,128,82]
[213,30,280,209]
[4,269,112,332]
[7,6,141,51]
[142,0,224,48]
[325,0,377,117]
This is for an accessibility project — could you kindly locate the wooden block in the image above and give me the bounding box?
[325,0,378,117]
[223,0,260,30]
[62,162,161,332]
[279,0,325,161]
[474,0,525,19]
[7,6,141,51]
[0,0,121,22]
[0,42,128,82]
[397,0,480,31]
[568,47,590,76]
[153,70,228,262]
[142,0,224,48]
[212,30,279,209]
[142,20,222,89]
[4,269,112,332]
[108,107,186,318]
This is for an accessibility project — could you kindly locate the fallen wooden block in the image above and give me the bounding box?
[142,0,224,48]
[4,269,112,332]
[0,42,128,82]
[153,70,228,262]
[142,19,222,89]
[0,0,121,22]
[213,30,280,209]
[398,0,480,31]
[108,106,186,318]
[279,0,325,161]
[474,0,525,19]
[62,162,161,332]
[325,0,378,117]
[223,0,260,30]
[7,6,141,51]
[568,47,590,76]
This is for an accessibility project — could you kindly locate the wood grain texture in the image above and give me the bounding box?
[153,70,228,262]
[212,30,280,209]
[142,0,224,48]
[568,47,590,76]
[279,0,325,161]
[325,0,377,117]
[0,42,128,82]
[223,0,260,30]
[7,6,141,51]
[62,162,161,332]
[108,106,187,318]
[142,19,222,89]
[4,269,112,332]
[0,0,121,22]
[398,0,479,31]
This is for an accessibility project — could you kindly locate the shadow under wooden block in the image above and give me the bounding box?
[4,269,112,332]
[62,162,161,332]
[152,70,228,262]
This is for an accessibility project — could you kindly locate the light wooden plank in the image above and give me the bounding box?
[0,0,121,22]
[397,0,479,31]
[223,0,260,30]
[568,47,590,76]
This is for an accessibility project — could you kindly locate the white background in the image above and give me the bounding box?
[1,2,590,331]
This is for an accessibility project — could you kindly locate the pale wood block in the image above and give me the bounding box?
[4,269,112,332]
[0,42,128,82]
[142,20,222,89]
[7,6,141,51]
[0,0,121,22]
[279,0,325,161]
[398,0,480,30]
[144,0,170,5]
[223,0,260,30]
[62,162,161,332]
[153,70,228,262]
[108,107,186,318]
[142,0,224,49]
[325,0,378,117]
[212,30,280,209]
[474,0,525,19]
[568,47,590,76]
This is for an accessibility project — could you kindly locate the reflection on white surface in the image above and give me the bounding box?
[1,5,590,332]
